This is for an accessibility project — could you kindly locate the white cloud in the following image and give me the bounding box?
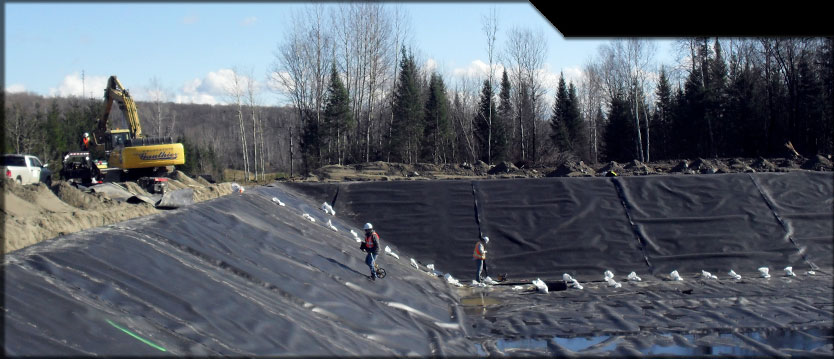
[562,66,583,87]
[241,16,257,26]
[6,84,26,93]
[424,58,438,74]
[173,69,262,105]
[48,72,108,98]
[452,60,490,79]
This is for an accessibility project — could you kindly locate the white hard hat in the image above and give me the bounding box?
[363,223,373,230]
[482,236,489,244]
[84,132,89,137]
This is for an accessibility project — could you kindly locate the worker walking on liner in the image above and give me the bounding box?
[474,236,489,282]
[361,223,381,280]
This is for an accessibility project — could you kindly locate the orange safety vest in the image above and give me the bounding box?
[82,137,90,148]
[473,242,485,260]
[365,232,379,249]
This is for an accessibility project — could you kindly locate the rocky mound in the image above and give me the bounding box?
[546,161,595,177]
[802,155,833,171]
[487,161,518,175]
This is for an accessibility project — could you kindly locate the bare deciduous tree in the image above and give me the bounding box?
[270,4,332,170]
[226,68,250,180]
[503,27,548,163]
[482,7,498,164]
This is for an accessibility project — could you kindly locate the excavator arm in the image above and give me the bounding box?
[94,76,142,145]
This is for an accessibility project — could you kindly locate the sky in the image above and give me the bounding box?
[5,2,675,106]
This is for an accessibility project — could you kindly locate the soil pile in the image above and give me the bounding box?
[2,172,236,254]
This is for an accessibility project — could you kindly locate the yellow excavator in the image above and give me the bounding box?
[90,75,185,181]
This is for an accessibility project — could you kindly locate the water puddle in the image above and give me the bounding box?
[460,292,503,316]
[476,327,833,356]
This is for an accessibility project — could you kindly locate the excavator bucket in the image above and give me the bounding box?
[155,188,194,209]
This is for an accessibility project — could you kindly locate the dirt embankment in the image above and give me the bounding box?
[303,155,833,182]
[2,171,236,254]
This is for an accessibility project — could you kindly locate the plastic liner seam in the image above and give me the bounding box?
[472,181,483,238]
[747,173,820,271]
[611,178,654,273]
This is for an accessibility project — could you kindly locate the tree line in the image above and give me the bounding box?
[4,4,831,178]
[273,4,831,172]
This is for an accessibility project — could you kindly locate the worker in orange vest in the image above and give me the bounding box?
[474,236,489,283]
[360,223,381,280]
[81,133,91,150]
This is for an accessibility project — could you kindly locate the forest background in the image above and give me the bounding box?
[4,4,831,181]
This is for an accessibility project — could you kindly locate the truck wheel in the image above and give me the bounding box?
[44,176,52,186]
[15,177,22,185]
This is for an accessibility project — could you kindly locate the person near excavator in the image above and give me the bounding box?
[81,133,91,150]
[360,223,381,280]
[474,235,489,283]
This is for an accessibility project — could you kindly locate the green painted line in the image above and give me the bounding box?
[106,319,167,352]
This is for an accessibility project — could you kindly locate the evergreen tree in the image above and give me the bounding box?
[323,63,354,165]
[549,74,571,152]
[422,73,452,163]
[652,67,674,159]
[603,91,637,162]
[390,47,424,163]
[680,61,707,158]
[301,109,321,170]
[566,82,588,161]
[550,74,588,160]
[707,39,728,156]
[726,54,766,157]
[473,79,497,163]
[495,70,512,163]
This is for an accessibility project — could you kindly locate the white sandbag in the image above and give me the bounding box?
[483,276,498,285]
[758,267,771,278]
[627,272,642,282]
[604,270,614,280]
[606,277,622,288]
[326,219,338,231]
[532,278,548,294]
[302,213,316,223]
[570,279,584,290]
[784,266,796,277]
[410,258,419,269]
[443,273,461,286]
[728,269,742,280]
[563,273,574,282]
[384,246,400,259]
[670,270,683,281]
[271,197,285,206]
[230,183,244,193]
[701,270,718,280]
[321,202,335,215]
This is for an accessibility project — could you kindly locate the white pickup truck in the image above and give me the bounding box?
[2,154,52,186]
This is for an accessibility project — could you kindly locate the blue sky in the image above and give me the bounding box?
[5,2,674,106]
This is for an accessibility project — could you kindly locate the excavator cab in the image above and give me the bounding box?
[109,129,130,149]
